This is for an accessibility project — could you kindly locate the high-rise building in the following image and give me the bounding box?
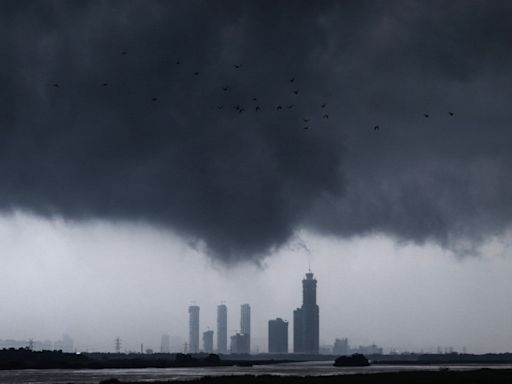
[217,304,228,354]
[268,318,288,353]
[240,304,251,353]
[230,333,250,354]
[203,330,214,353]
[188,305,200,353]
[293,272,319,354]
[160,334,171,353]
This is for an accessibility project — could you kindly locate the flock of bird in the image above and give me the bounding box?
[50,50,456,132]
[211,73,332,131]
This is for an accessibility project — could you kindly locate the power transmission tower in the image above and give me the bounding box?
[28,339,34,351]
[114,337,122,353]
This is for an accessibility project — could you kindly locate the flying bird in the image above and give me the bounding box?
[52,83,60,88]
[255,106,261,111]
[449,111,454,116]
[217,106,223,110]
[252,97,257,101]
[289,77,295,83]
[238,107,245,113]
[321,103,327,108]
[424,114,429,118]
[102,83,108,87]
[176,60,181,65]
[234,64,240,69]
[121,51,127,55]
[276,105,283,110]
[222,86,229,91]
[151,97,158,102]
[374,125,380,131]
[235,105,241,111]
[293,90,299,95]
[303,118,310,123]
[303,126,309,130]
[287,104,295,109]
[193,71,199,76]
[323,114,329,119]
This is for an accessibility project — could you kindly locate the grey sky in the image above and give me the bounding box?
[1,1,512,354]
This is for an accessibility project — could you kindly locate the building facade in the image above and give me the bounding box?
[230,333,250,354]
[240,304,251,353]
[217,304,228,354]
[188,305,200,353]
[268,318,288,353]
[293,272,319,354]
[203,330,214,353]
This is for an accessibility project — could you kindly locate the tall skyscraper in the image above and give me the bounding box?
[240,304,251,353]
[188,305,200,353]
[160,334,171,353]
[293,272,319,354]
[240,304,251,335]
[217,304,228,354]
[203,330,214,353]
[268,318,288,353]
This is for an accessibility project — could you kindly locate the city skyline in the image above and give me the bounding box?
[1,268,475,356]
[3,239,512,355]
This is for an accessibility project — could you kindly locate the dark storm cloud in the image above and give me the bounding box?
[1,1,512,261]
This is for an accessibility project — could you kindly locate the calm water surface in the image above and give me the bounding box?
[1,361,512,383]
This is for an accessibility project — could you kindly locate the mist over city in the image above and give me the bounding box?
[2,1,512,383]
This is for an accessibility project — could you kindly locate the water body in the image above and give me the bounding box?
[1,361,512,383]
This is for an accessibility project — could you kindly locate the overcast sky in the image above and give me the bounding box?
[1,0,512,354]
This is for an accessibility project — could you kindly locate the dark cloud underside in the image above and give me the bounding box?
[1,1,512,261]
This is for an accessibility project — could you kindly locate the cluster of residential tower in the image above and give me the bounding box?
[186,271,319,354]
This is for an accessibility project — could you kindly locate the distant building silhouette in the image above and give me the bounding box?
[352,344,383,355]
[333,338,349,355]
[217,304,228,354]
[188,305,200,353]
[203,330,214,353]
[160,334,171,353]
[230,333,250,354]
[61,334,74,353]
[240,304,251,353]
[268,318,288,353]
[293,272,319,354]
